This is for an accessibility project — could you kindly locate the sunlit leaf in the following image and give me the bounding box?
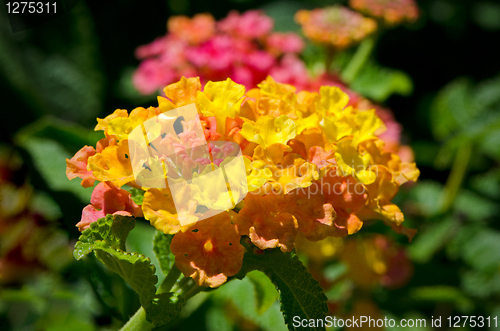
[349,61,413,102]
[153,231,175,276]
[247,270,279,315]
[235,247,328,331]
[73,215,184,326]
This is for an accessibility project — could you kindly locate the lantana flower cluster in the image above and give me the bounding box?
[295,5,377,50]
[67,77,419,288]
[133,11,304,94]
[296,234,413,290]
[132,10,412,164]
[349,0,420,26]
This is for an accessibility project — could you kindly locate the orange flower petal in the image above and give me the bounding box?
[66,146,97,188]
[235,192,298,252]
[170,211,244,287]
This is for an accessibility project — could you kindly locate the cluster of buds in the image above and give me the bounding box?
[67,76,419,287]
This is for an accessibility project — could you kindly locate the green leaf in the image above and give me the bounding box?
[461,269,500,298]
[212,277,287,331]
[153,231,175,276]
[349,61,413,102]
[409,216,457,263]
[481,128,500,161]
[247,270,279,315]
[453,189,498,222]
[206,304,233,331]
[324,278,353,302]
[410,286,474,313]
[127,221,165,284]
[129,187,146,206]
[145,292,185,326]
[460,229,500,273]
[93,245,158,306]
[322,262,348,283]
[74,214,136,259]
[14,117,102,203]
[0,1,104,123]
[474,74,500,109]
[262,1,305,33]
[473,2,500,31]
[470,168,500,199]
[15,116,102,155]
[430,79,471,141]
[15,136,93,203]
[92,244,185,326]
[30,191,63,221]
[430,76,500,143]
[235,247,328,331]
[408,180,443,217]
[73,215,184,326]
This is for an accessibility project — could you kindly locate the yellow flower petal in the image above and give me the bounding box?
[257,76,296,104]
[107,107,157,141]
[163,76,201,107]
[95,109,128,132]
[142,187,197,234]
[251,144,319,194]
[240,115,296,148]
[354,109,386,145]
[196,78,245,134]
[87,140,134,188]
[319,86,349,115]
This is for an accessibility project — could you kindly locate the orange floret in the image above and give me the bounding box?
[170,211,244,287]
[167,13,216,45]
[66,146,97,188]
[295,5,377,49]
[235,191,298,252]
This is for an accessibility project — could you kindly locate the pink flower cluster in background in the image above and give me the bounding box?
[133,10,413,163]
[133,11,304,94]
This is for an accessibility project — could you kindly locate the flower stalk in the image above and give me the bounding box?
[119,307,154,331]
[342,33,378,83]
[158,264,182,294]
[439,141,473,213]
[120,264,199,331]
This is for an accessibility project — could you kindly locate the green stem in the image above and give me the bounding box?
[440,141,473,213]
[120,266,182,331]
[158,264,182,294]
[172,275,191,293]
[179,280,204,300]
[119,307,154,331]
[341,34,377,84]
[325,46,336,74]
